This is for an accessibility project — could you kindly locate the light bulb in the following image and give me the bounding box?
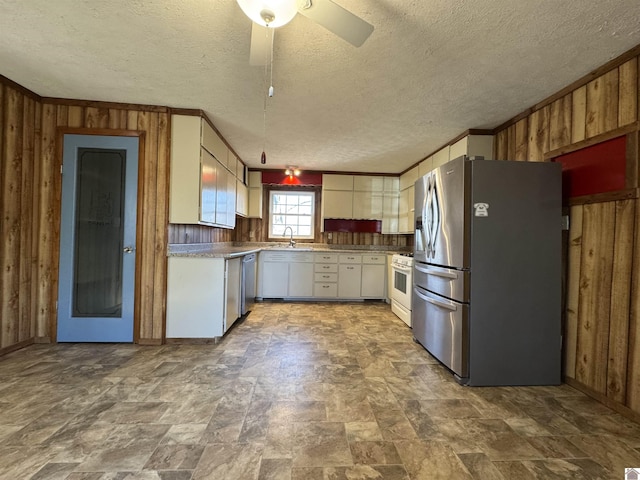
[236,0,298,28]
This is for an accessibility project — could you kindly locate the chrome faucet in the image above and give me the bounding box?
[283,226,296,247]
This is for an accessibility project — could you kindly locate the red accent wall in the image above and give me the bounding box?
[554,136,627,198]
[261,171,323,185]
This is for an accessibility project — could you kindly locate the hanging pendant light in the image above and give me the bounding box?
[236,0,298,28]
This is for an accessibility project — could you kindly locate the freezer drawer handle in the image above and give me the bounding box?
[414,288,457,311]
[415,265,457,279]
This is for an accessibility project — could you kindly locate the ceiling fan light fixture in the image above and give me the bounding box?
[236,0,298,28]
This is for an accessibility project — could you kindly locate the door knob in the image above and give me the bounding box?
[123,246,134,254]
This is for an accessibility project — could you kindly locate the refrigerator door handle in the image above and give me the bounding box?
[414,265,458,279]
[423,178,432,256]
[431,181,440,257]
[414,288,458,311]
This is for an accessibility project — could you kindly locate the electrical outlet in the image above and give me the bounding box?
[249,230,255,238]
[327,232,332,240]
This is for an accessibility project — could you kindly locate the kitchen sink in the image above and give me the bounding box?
[267,246,314,251]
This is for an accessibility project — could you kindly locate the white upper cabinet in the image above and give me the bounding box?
[450,134,494,160]
[323,174,354,190]
[170,115,202,224]
[236,180,248,217]
[248,171,263,219]
[353,191,383,220]
[354,175,384,192]
[322,174,354,220]
[432,146,450,169]
[419,156,433,178]
[383,176,399,193]
[201,120,228,167]
[169,114,237,229]
[399,166,420,190]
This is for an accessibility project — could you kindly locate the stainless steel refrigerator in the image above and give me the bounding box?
[412,155,561,386]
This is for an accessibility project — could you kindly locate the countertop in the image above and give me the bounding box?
[167,242,410,259]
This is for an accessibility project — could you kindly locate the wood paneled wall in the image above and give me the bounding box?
[0,80,40,353]
[493,46,640,419]
[0,75,170,351]
[168,224,233,244]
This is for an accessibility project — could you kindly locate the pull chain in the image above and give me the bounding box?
[261,27,276,164]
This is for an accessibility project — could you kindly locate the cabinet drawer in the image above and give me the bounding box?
[314,273,337,282]
[315,253,338,263]
[362,254,385,264]
[315,263,338,273]
[314,283,338,297]
[339,254,361,264]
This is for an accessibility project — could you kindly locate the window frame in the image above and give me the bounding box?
[267,188,316,241]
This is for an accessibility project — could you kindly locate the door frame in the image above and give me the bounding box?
[52,128,146,343]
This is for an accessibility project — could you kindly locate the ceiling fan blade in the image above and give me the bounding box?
[249,22,271,66]
[297,0,374,47]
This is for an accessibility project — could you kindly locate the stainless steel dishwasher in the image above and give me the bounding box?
[241,253,256,315]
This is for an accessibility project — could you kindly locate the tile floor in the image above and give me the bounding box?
[1,302,640,479]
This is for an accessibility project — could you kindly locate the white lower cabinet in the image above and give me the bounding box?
[166,256,241,338]
[260,251,314,298]
[261,252,289,298]
[361,254,386,298]
[338,264,362,298]
[338,254,362,298]
[288,254,314,297]
[258,250,387,301]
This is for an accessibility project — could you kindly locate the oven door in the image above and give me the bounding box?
[391,264,412,309]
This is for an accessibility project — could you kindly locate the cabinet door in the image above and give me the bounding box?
[323,174,353,190]
[338,264,362,298]
[236,181,248,217]
[353,175,384,192]
[262,262,289,297]
[323,190,353,218]
[289,262,314,297]
[248,187,263,218]
[166,257,225,338]
[361,264,386,298]
[214,165,228,226]
[201,120,228,167]
[170,115,201,224]
[353,191,383,220]
[382,192,399,234]
[226,168,237,228]
[200,148,217,224]
[433,147,450,168]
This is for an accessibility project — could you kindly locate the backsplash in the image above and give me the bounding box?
[168,224,233,244]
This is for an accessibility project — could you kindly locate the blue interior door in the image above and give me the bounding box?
[57,134,139,342]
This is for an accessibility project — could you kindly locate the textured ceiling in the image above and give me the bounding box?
[1,0,640,173]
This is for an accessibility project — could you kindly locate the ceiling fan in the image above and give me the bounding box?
[236,0,374,65]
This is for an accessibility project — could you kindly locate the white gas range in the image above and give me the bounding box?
[390,253,413,327]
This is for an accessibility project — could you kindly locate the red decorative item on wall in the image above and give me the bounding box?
[553,135,627,198]
[323,219,382,233]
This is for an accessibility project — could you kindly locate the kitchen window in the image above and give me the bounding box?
[268,190,315,239]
